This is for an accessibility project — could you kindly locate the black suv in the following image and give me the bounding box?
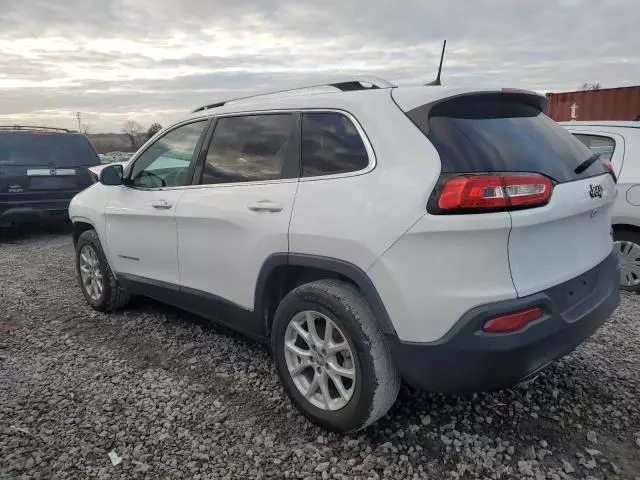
[0,126,100,227]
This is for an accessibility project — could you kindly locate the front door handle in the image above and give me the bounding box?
[152,200,172,210]
[247,201,283,213]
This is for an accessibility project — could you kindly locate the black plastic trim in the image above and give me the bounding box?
[253,253,397,336]
[191,117,218,185]
[117,273,266,341]
[283,112,302,179]
[116,253,397,343]
[253,253,289,335]
[405,91,547,136]
[0,202,72,226]
[387,251,620,392]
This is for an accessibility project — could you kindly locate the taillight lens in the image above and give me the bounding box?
[436,173,553,213]
[483,307,543,333]
[603,160,617,182]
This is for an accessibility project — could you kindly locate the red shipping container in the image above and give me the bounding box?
[545,86,640,122]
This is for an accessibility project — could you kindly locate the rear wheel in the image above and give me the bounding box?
[271,279,400,432]
[76,229,130,311]
[614,230,640,292]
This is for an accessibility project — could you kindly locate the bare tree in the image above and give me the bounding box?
[580,82,601,91]
[122,120,144,148]
[80,122,92,135]
[146,122,163,140]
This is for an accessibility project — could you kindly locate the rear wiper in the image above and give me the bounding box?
[574,153,601,175]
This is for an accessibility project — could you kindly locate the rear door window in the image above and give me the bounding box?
[408,94,608,183]
[0,132,100,167]
[573,134,616,162]
[301,112,369,177]
[201,114,294,184]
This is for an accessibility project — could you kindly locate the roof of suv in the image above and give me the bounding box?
[185,78,545,121]
[0,125,77,134]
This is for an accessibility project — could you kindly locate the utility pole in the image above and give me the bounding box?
[76,112,82,131]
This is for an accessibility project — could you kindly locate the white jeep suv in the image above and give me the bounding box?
[70,77,620,432]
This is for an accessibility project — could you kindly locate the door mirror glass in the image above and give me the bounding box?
[99,164,123,185]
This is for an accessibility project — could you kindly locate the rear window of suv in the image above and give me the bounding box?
[301,112,369,177]
[0,132,100,167]
[407,94,607,183]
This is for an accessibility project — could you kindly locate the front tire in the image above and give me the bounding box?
[75,229,130,311]
[614,229,640,293]
[271,279,400,432]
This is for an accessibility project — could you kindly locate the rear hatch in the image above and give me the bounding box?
[396,89,615,296]
[0,131,99,202]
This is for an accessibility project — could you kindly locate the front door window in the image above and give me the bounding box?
[129,120,208,188]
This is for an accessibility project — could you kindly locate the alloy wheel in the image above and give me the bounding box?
[79,245,104,301]
[283,310,356,411]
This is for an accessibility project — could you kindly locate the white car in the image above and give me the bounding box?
[70,77,619,432]
[562,121,640,291]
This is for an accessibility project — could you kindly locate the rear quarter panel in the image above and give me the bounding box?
[288,93,441,271]
[367,211,516,343]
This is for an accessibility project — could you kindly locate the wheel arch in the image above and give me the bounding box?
[72,219,96,246]
[255,253,397,338]
[613,223,640,234]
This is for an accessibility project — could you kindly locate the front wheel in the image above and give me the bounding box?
[614,230,640,293]
[271,279,400,432]
[76,229,130,311]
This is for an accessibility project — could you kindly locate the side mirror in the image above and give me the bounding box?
[100,164,124,186]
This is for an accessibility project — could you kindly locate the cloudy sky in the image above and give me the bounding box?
[1,0,638,133]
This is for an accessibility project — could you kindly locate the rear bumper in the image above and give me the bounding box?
[387,250,620,392]
[0,198,73,225]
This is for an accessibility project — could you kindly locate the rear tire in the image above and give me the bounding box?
[75,229,130,311]
[271,279,400,432]
[614,229,640,293]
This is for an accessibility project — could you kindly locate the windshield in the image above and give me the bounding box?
[0,132,100,167]
[408,94,608,183]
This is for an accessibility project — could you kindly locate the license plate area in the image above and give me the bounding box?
[27,168,77,190]
[30,176,76,190]
[547,263,600,314]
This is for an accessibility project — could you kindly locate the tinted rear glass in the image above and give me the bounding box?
[408,95,607,183]
[301,112,369,177]
[0,132,100,167]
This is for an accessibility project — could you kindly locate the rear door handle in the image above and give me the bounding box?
[152,200,173,210]
[247,201,283,213]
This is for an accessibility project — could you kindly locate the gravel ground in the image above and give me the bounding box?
[1,227,639,479]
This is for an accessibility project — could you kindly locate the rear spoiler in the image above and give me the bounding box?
[418,90,546,116]
[403,90,548,136]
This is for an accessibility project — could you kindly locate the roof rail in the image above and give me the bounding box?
[191,76,395,113]
[0,125,73,133]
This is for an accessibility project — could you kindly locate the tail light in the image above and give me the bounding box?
[434,173,553,213]
[603,160,617,182]
[483,307,543,333]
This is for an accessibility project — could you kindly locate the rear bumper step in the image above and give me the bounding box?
[0,199,72,225]
[387,250,620,392]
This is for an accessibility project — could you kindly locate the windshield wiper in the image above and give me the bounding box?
[574,153,601,175]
